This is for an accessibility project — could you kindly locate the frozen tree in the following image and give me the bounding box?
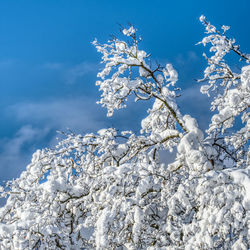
[0,16,249,249]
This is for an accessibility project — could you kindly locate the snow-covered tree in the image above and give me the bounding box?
[0,16,249,249]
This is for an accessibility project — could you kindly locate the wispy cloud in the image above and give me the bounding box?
[9,97,105,131]
[65,62,97,84]
[2,92,150,182]
[43,62,64,70]
[41,61,98,84]
[175,50,199,66]
[0,59,19,70]
[0,125,49,181]
[0,97,107,181]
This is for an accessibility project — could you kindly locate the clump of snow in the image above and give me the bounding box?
[199,15,205,22]
[122,26,136,36]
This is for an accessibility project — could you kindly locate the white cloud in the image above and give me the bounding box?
[175,50,199,67]
[65,62,97,84]
[41,61,98,84]
[3,125,47,154]
[9,97,105,132]
[0,97,108,181]
[1,92,149,181]
[0,125,49,181]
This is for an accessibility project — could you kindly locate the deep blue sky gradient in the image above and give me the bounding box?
[0,0,249,182]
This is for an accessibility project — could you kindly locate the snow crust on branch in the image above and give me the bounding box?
[0,19,249,249]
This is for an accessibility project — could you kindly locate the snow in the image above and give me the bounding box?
[199,15,205,22]
[228,167,250,210]
[0,19,249,249]
[122,26,136,36]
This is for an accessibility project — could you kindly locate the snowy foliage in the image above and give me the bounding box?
[0,16,249,249]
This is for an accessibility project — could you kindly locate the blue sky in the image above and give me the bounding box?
[0,0,249,182]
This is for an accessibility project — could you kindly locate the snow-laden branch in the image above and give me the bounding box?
[0,18,249,249]
[93,26,187,135]
[198,15,249,167]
